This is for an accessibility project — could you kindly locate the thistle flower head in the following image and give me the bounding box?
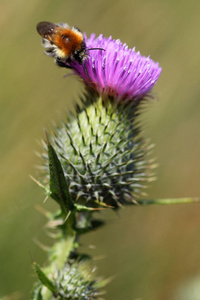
[37,21,161,102]
[68,34,162,102]
[37,24,161,210]
[32,256,101,300]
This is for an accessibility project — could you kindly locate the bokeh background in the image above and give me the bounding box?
[1,0,200,299]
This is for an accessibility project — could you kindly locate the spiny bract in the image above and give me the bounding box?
[54,261,98,299]
[31,259,99,300]
[41,92,151,209]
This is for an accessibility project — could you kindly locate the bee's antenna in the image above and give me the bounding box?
[83,48,105,81]
[87,47,105,51]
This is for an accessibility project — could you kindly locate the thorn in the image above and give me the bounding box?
[43,195,48,203]
[35,205,50,217]
[93,254,106,261]
[95,201,114,208]
[89,293,95,300]
[29,175,43,188]
[45,230,60,239]
[45,219,64,228]
[132,199,139,205]
[45,130,51,145]
[28,250,35,263]
[34,150,41,158]
[88,244,96,249]
[92,266,98,274]
[64,211,71,223]
[33,238,50,251]
[82,134,86,146]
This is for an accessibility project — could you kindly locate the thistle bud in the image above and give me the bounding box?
[41,93,152,210]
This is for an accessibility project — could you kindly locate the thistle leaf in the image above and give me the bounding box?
[31,283,43,300]
[33,262,57,294]
[47,137,74,214]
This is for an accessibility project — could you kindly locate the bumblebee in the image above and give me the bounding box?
[37,21,104,70]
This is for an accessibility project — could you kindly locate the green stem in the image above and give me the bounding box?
[137,197,200,206]
[41,213,76,300]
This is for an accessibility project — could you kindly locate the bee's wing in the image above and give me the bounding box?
[37,21,57,38]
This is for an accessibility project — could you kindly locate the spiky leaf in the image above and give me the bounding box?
[47,139,74,214]
[31,283,43,300]
[33,262,58,294]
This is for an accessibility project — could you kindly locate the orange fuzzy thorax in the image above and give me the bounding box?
[51,27,83,58]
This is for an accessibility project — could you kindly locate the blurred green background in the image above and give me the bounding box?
[1,0,200,299]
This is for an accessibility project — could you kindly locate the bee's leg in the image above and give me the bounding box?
[83,61,92,82]
[56,59,72,69]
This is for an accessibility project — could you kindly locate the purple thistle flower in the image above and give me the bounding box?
[69,33,162,102]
